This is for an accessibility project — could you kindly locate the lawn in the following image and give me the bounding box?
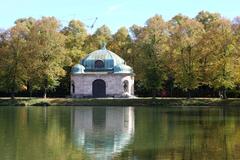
[0,97,240,107]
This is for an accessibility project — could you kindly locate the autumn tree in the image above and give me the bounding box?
[195,12,221,87]
[1,13,240,98]
[28,17,67,98]
[84,25,112,52]
[0,19,32,99]
[169,15,204,97]
[209,19,237,99]
[108,27,133,63]
[195,11,221,30]
[130,24,142,40]
[136,15,169,97]
[61,20,88,64]
[232,17,240,86]
[129,25,144,79]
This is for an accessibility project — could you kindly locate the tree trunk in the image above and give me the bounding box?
[27,81,33,98]
[219,88,227,99]
[223,88,227,99]
[29,89,33,98]
[43,78,48,99]
[152,89,157,99]
[11,92,15,100]
[187,89,191,99]
[10,83,16,100]
[169,79,174,97]
[219,90,223,99]
[43,90,47,99]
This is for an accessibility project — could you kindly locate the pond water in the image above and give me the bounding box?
[0,106,240,160]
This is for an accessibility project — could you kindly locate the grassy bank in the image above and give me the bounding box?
[1,97,240,107]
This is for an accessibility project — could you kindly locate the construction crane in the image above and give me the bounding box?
[87,17,98,33]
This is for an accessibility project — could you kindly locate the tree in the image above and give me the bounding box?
[28,17,67,98]
[195,12,221,87]
[208,19,237,99]
[108,27,132,62]
[129,24,142,40]
[169,15,204,98]
[136,15,169,97]
[61,20,88,64]
[195,12,239,99]
[0,20,31,99]
[129,25,144,80]
[84,25,112,52]
[94,25,112,44]
[195,11,221,29]
[232,17,240,86]
[109,27,129,53]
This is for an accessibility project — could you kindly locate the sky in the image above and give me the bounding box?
[1,0,240,33]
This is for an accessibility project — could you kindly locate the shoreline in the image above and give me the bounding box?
[1,97,240,107]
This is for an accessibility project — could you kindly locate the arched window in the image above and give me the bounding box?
[123,80,129,93]
[71,81,75,94]
[95,60,104,68]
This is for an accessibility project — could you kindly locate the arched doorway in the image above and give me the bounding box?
[92,79,106,97]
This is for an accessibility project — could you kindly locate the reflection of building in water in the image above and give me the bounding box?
[71,107,135,160]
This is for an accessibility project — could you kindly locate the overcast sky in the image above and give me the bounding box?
[1,0,240,33]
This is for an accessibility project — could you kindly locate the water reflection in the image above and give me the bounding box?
[117,107,240,160]
[1,106,240,160]
[71,107,135,160]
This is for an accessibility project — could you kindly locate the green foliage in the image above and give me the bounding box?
[0,20,31,97]
[28,17,67,98]
[1,11,240,98]
[208,19,237,95]
[61,20,87,64]
[109,27,130,56]
[84,25,112,52]
[195,11,221,29]
[134,15,169,97]
[169,16,204,92]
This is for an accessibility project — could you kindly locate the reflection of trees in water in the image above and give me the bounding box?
[0,107,90,160]
[1,107,240,160]
[114,107,240,160]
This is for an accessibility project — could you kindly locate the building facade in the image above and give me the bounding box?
[71,46,134,98]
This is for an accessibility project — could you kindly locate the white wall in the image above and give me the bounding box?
[71,73,134,97]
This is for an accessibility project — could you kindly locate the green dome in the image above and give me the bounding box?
[81,47,125,72]
[71,64,85,74]
[71,46,134,74]
[113,64,133,73]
